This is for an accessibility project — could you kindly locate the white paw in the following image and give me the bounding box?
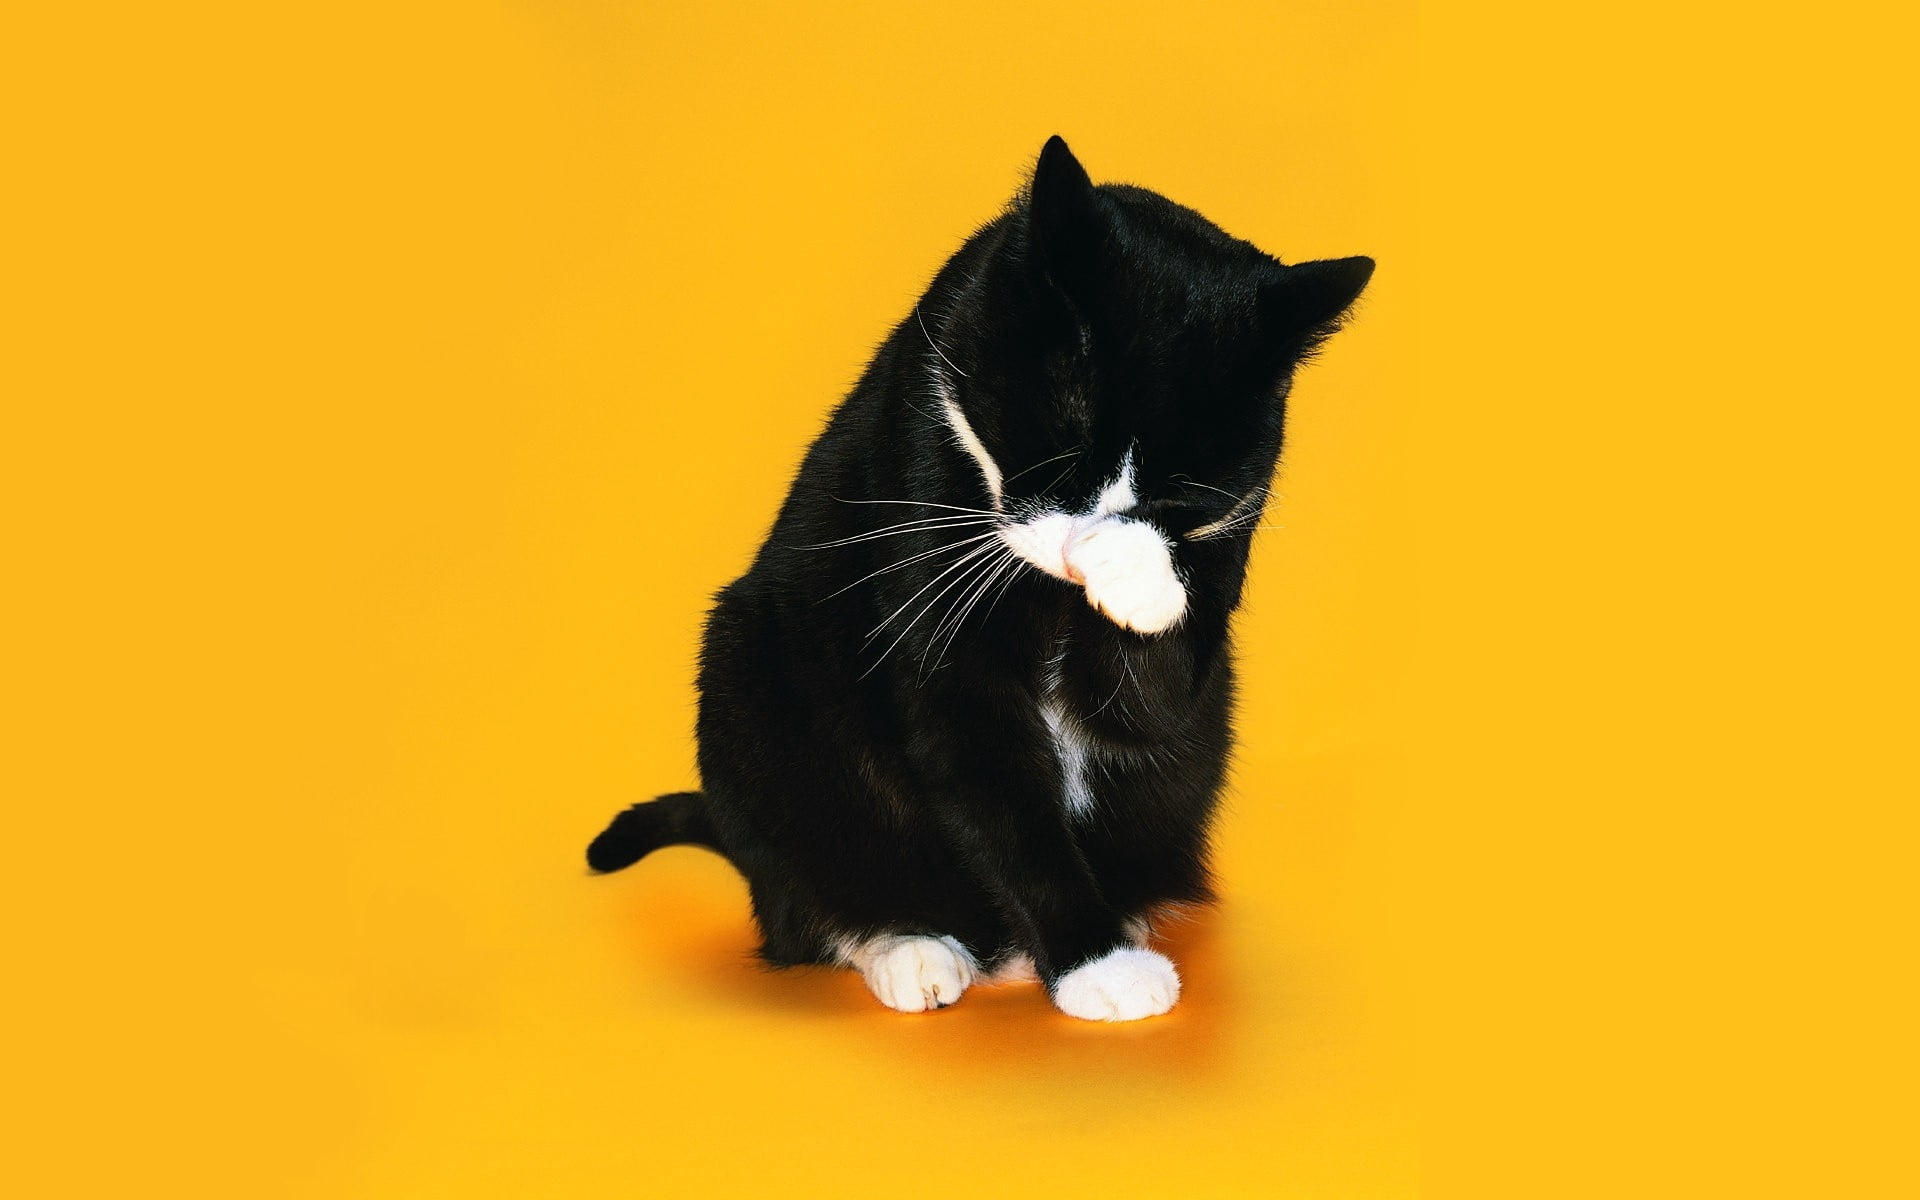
[1052,946,1182,1022]
[857,935,976,1013]
[1066,519,1187,635]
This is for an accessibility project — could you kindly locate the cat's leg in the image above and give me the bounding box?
[837,933,978,1013]
[906,691,1182,1022]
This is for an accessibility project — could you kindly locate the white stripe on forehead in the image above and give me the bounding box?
[930,365,1004,506]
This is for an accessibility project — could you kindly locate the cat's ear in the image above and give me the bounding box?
[1028,135,1104,301]
[1260,256,1376,344]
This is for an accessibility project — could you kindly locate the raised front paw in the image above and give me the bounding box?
[1051,946,1182,1022]
[1066,519,1187,635]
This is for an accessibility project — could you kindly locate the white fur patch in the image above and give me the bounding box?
[930,367,1004,505]
[1052,946,1182,1022]
[988,953,1040,983]
[840,934,978,1013]
[1092,453,1137,516]
[1067,519,1187,634]
[1039,665,1095,817]
[997,451,1186,635]
[1000,511,1078,581]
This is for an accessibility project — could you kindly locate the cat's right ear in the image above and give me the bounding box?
[1258,256,1376,355]
[1028,135,1103,303]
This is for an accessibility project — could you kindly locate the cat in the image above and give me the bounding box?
[587,136,1372,1021]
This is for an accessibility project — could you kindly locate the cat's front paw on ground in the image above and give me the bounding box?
[859,934,976,1013]
[1051,946,1182,1021]
[1067,519,1187,635]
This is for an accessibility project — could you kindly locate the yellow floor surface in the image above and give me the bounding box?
[9,3,1916,1197]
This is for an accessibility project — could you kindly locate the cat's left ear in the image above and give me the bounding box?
[1029,135,1104,302]
[1260,256,1376,343]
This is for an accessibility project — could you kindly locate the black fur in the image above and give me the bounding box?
[586,791,719,873]
[589,137,1372,994]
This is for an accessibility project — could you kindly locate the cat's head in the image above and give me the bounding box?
[922,136,1372,629]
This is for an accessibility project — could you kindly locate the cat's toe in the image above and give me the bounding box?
[859,935,976,1013]
[1051,946,1182,1022]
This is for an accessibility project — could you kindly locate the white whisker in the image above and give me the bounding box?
[863,540,1001,643]
[915,557,1004,678]
[1031,461,1078,505]
[978,549,1027,627]
[1175,477,1271,542]
[1184,494,1269,541]
[1085,657,1131,721]
[1171,476,1263,503]
[1116,651,1143,721]
[920,547,1019,679]
[861,542,1007,678]
[916,305,970,379]
[794,514,993,550]
[819,530,1001,601]
[833,497,998,515]
[1000,447,1083,491]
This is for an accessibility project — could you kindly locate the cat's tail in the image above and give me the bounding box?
[585,791,727,873]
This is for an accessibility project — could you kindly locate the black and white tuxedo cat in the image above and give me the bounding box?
[589,136,1372,1021]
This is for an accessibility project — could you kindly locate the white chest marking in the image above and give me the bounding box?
[1041,665,1096,817]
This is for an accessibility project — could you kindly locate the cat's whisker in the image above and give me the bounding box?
[811,514,990,542]
[948,550,1025,665]
[903,398,946,426]
[923,543,1010,641]
[862,539,1003,644]
[919,546,1020,679]
[1084,656,1131,722]
[1171,476,1267,504]
[833,497,999,516]
[861,542,1008,678]
[794,514,994,551]
[916,304,970,380]
[892,547,1009,666]
[923,552,1019,679]
[913,562,999,680]
[982,557,1030,628]
[1184,501,1271,542]
[821,512,995,534]
[1176,478,1272,542]
[1032,462,1079,505]
[1116,652,1143,722]
[818,530,1002,602]
[999,447,1083,491]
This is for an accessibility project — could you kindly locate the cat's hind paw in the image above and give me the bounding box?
[1051,946,1181,1021]
[853,934,977,1013]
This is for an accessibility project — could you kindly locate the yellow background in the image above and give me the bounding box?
[5,2,1915,1197]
